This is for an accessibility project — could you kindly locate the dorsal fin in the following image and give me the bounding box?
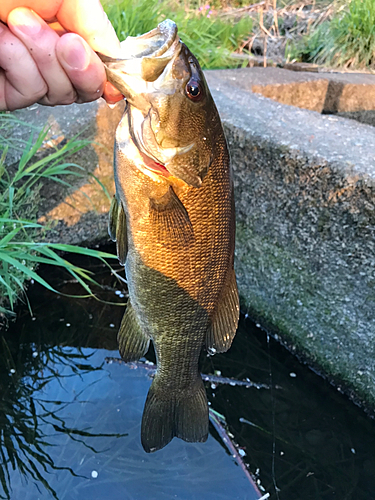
[206,267,239,354]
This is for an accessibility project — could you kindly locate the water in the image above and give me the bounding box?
[1,248,375,500]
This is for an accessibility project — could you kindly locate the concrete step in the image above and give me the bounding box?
[210,67,375,121]
[205,68,375,413]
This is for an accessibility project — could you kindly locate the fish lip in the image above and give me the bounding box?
[130,108,166,169]
[130,111,171,178]
[98,20,177,62]
[97,19,179,82]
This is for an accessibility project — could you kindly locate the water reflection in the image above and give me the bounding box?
[0,262,261,500]
[0,332,126,499]
[1,249,375,499]
[201,319,375,499]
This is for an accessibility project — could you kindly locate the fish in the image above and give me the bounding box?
[99,19,239,453]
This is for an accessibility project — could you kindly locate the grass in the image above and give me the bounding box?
[104,0,375,71]
[0,115,117,320]
[287,0,375,70]
[104,0,252,69]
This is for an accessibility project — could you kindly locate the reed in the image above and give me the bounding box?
[0,115,117,319]
[287,0,375,70]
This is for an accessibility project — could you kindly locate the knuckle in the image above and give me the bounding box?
[33,83,48,101]
[60,92,77,105]
[76,91,102,105]
[40,88,77,106]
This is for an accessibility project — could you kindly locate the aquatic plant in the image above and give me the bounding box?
[0,114,117,319]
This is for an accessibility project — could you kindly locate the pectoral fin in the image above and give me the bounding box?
[149,186,194,246]
[108,195,119,241]
[108,195,128,265]
[206,267,239,354]
[118,301,150,361]
[116,202,128,266]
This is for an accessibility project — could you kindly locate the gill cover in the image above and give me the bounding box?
[98,20,216,188]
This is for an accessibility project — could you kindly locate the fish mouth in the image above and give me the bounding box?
[99,20,195,183]
[98,19,180,84]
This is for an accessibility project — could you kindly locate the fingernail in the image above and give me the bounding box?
[10,8,41,36]
[60,35,90,70]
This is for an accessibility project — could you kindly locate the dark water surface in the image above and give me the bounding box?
[1,247,375,500]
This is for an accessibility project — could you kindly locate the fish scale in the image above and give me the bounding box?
[99,19,239,453]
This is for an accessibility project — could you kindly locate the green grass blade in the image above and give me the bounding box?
[0,252,57,293]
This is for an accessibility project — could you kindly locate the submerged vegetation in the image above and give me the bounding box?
[0,115,116,320]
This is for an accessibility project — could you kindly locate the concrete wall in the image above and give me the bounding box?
[206,70,375,413]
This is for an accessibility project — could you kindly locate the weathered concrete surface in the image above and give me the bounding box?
[206,69,375,413]
[219,67,375,116]
[8,67,375,414]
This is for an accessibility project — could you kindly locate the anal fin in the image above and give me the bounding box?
[149,186,194,246]
[118,301,150,362]
[206,267,239,354]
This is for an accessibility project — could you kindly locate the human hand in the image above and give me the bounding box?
[0,0,123,111]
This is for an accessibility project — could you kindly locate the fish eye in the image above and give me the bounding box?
[185,79,203,102]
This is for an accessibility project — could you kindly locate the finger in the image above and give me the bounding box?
[7,7,76,106]
[0,0,62,23]
[56,33,106,103]
[47,21,67,37]
[56,0,121,55]
[0,21,46,111]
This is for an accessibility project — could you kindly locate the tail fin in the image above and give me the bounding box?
[141,376,208,453]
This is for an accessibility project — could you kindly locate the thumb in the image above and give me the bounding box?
[57,0,121,56]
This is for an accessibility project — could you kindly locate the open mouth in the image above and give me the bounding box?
[99,19,195,184]
[98,20,180,82]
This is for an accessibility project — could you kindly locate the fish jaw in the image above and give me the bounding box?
[98,19,180,101]
[99,20,209,187]
[129,107,196,184]
[115,111,171,186]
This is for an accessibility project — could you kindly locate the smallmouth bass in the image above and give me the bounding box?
[99,20,239,453]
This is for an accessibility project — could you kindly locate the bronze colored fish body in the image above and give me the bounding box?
[100,20,239,453]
